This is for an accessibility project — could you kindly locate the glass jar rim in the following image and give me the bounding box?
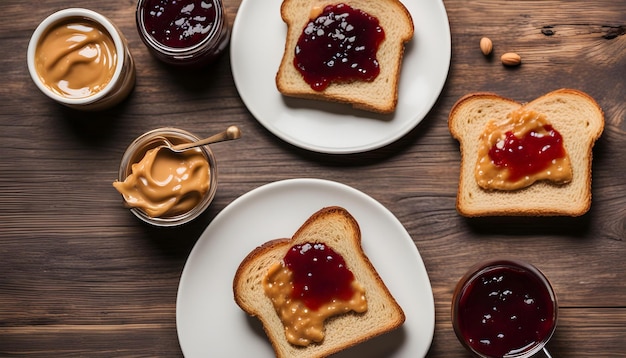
[27,8,126,106]
[135,0,225,56]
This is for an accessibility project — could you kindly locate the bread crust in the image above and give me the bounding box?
[233,206,405,358]
[449,88,604,217]
[276,0,414,113]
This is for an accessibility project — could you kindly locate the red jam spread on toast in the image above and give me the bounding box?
[284,242,356,310]
[489,124,566,182]
[476,109,572,190]
[455,264,556,357]
[141,0,220,48]
[294,4,385,91]
[263,242,367,346]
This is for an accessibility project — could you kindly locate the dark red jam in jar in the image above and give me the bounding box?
[283,242,356,310]
[294,4,385,91]
[452,260,557,358]
[489,125,567,182]
[136,0,229,66]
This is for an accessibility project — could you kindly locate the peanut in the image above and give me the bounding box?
[501,52,522,66]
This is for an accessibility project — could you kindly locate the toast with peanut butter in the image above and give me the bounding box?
[275,0,414,113]
[233,206,405,358]
[449,88,604,217]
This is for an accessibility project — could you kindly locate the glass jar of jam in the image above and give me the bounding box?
[27,8,136,111]
[452,259,558,358]
[135,0,230,67]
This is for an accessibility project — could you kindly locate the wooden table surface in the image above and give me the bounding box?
[1,0,624,356]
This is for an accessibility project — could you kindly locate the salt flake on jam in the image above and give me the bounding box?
[294,4,385,91]
[283,242,356,310]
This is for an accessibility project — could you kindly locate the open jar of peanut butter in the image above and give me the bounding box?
[114,128,218,227]
[27,8,136,111]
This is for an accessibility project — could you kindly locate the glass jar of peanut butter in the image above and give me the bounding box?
[27,8,136,111]
[135,0,230,67]
[114,128,218,227]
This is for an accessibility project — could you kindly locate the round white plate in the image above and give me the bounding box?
[230,0,451,154]
[176,178,435,357]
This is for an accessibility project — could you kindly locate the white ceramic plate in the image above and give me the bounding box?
[230,0,451,154]
[176,178,435,357]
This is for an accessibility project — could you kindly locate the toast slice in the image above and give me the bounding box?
[233,206,405,358]
[449,89,604,217]
[276,0,414,113]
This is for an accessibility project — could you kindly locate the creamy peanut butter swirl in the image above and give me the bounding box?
[35,19,117,98]
[113,146,210,218]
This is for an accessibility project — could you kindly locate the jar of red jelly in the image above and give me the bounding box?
[135,0,229,67]
[452,259,558,358]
